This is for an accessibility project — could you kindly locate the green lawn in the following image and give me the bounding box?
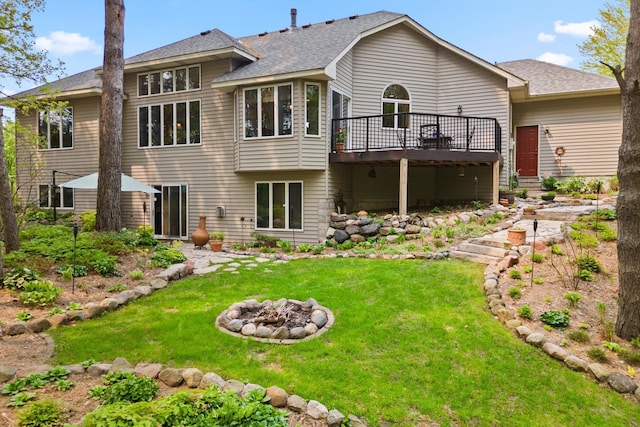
[50,258,639,426]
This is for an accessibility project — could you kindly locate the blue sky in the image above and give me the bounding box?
[3,0,608,99]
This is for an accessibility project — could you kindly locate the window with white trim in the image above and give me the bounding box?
[244,84,292,138]
[137,65,200,97]
[38,108,73,149]
[382,84,410,129]
[256,181,302,230]
[138,100,200,147]
[305,83,320,136]
[39,184,73,208]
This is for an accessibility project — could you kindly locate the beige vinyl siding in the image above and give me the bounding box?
[15,97,100,213]
[512,95,621,178]
[351,25,438,117]
[435,165,494,202]
[121,59,326,244]
[332,51,353,96]
[235,80,327,172]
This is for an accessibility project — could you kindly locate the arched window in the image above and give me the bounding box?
[382,84,410,128]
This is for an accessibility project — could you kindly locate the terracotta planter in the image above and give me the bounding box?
[523,207,535,215]
[507,228,527,245]
[499,199,509,207]
[335,142,345,152]
[191,216,209,248]
[209,240,223,252]
[499,190,516,204]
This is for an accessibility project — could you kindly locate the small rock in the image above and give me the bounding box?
[158,368,183,387]
[49,314,69,328]
[608,372,638,393]
[6,322,27,336]
[327,409,345,427]
[66,310,85,322]
[266,385,288,407]
[271,327,289,340]
[149,278,168,289]
[87,364,111,377]
[287,394,307,413]
[200,372,226,389]
[311,310,328,328]
[134,363,163,379]
[542,343,568,361]
[525,333,546,347]
[182,368,204,388]
[564,355,588,371]
[515,325,533,337]
[289,327,306,339]
[223,379,245,395]
[588,363,610,382]
[241,323,257,336]
[241,383,264,397]
[307,400,329,419]
[304,323,319,336]
[0,366,17,383]
[109,357,134,373]
[85,303,106,319]
[227,319,244,332]
[65,364,85,375]
[26,318,51,333]
[504,319,522,329]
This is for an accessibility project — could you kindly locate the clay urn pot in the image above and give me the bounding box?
[191,216,209,248]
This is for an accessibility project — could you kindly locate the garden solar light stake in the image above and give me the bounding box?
[530,219,538,287]
[72,224,79,294]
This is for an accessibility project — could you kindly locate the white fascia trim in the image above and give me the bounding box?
[124,47,257,72]
[211,68,329,89]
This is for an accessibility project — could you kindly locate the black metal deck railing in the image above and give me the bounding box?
[331,112,501,153]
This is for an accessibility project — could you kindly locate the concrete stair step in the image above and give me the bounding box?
[469,237,508,249]
[457,242,507,258]
[450,250,502,265]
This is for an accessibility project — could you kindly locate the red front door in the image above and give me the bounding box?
[516,126,538,177]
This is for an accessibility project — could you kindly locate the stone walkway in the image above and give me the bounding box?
[181,247,286,275]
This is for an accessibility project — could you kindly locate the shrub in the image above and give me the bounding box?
[531,253,544,263]
[296,243,312,253]
[541,176,558,191]
[577,269,594,282]
[17,399,64,426]
[523,265,532,273]
[516,188,528,198]
[92,254,123,277]
[596,208,617,221]
[89,371,159,404]
[564,176,586,194]
[509,270,522,280]
[79,209,97,232]
[250,232,280,248]
[107,284,127,293]
[550,244,563,256]
[564,292,582,307]
[311,245,325,255]
[540,310,570,329]
[19,280,61,307]
[150,246,186,268]
[2,267,40,291]
[508,287,522,299]
[574,255,601,273]
[586,347,609,363]
[567,330,590,343]
[585,178,605,194]
[276,240,292,252]
[433,239,446,248]
[622,351,640,366]
[569,231,598,248]
[517,304,533,320]
[55,264,88,278]
[129,269,145,280]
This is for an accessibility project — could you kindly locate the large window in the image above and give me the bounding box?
[244,84,292,138]
[39,184,73,208]
[139,100,200,147]
[382,84,410,129]
[256,181,302,230]
[38,108,73,149]
[138,65,200,97]
[305,83,320,136]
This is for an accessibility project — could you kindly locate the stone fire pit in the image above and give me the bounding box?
[216,298,333,344]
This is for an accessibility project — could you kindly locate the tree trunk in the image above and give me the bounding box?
[615,0,640,340]
[96,0,125,232]
[0,108,20,255]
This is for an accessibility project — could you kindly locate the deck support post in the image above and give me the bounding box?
[492,160,500,205]
[399,158,408,216]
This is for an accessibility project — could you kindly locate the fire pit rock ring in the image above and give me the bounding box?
[216,298,334,344]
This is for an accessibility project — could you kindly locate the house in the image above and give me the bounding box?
[8,10,621,245]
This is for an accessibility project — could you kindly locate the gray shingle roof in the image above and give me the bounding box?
[6,68,102,98]
[125,28,252,64]
[497,59,619,95]
[213,11,404,83]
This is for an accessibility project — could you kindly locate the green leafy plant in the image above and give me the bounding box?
[471,200,483,210]
[577,269,594,282]
[586,347,609,363]
[2,267,40,291]
[89,371,159,404]
[602,341,623,353]
[517,304,533,319]
[107,283,127,293]
[523,265,532,273]
[128,269,145,280]
[567,330,590,343]
[531,253,544,263]
[540,311,570,329]
[17,399,64,426]
[311,245,325,255]
[19,280,61,307]
[81,358,98,369]
[16,311,33,322]
[550,244,563,255]
[595,208,617,221]
[516,188,528,198]
[68,301,83,311]
[92,254,123,277]
[55,264,88,278]
[563,292,582,308]
[541,176,558,191]
[2,378,28,396]
[8,391,36,407]
[509,270,522,280]
[276,240,292,253]
[508,287,522,299]
[631,337,640,348]
[47,307,64,317]
[296,243,312,253]
[533,277,544,285]
[24,373,47,389]
[151,246,187,268]
[622,351,640,366]
[43,366,70,382]
[574,255,601,273]
[53,379,75,391]
[569,231,598,248]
